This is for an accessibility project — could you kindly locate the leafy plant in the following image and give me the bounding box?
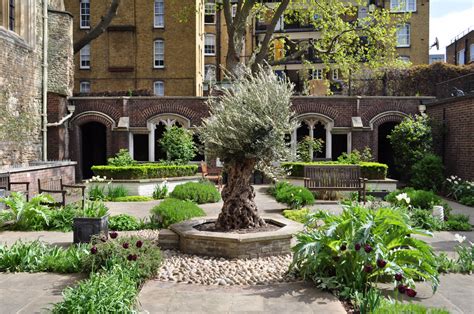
[80,201,109,218]
[159,126,196,164]
[151,198,205,228]
[374,302,449,314]
[409,208,444,231]
[111,196,153,202]
[153,180,169,199]
[282,208,311,224]
[410,154,444,192]
[109,214,141,231]
[337,147,373,164]
[170,181,221,204]
[92,164,198,180]
[0,193,54,230]
[107,149,137,167]
[270,181,314,209]
[386,188,445,211]
[297,136,324,162]
[88,184,107,201]
[106,185,128,200]
[291,205,439,299]
[452,234,474,273]
[445,175,474,205]
[444,214,472,231]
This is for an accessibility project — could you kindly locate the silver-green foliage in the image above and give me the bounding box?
[199,66,296,175]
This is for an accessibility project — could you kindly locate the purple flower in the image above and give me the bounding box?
[376,259,387,268]
[397,284,406,294]
[127,254,133,261]
[136,240,143,248]
[355,243,361,251]
[110,231,118,239]
[364,244,372,253]
[122,242,129,249]
[395,273,403,281]
[90,246,98,254]
[132,254,138,261]
[364,264,373,273]
[406,288,417,298]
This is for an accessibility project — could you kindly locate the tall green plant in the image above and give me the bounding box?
[159,126,196,164]
[107,149,137,167]
[0,193,54,230]
[297,136,324,162]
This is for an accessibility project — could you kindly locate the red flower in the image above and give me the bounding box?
[110,231,118,239]
[397,284,406,294]
[127,254,133,261]
[90,246,98,254]
[364,244,372,253]
[132,254,138,261]
[406,288,417,298]
[122,242,129,249]
[395,273,403,281]
[376,259,387,268]
[364,264,373,273]
[136,240,143,248]
[355,243,361,251]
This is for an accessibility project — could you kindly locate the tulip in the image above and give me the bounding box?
[376,259,387,268]
[364,244,372,253]
[397,284,406,294]
[364,264,373,273]
[355,243,361,251]
[110,231,118,239]
[90,246,98,254]
[406,288,417,298]
[395,273,403,281]
[136,240,143,248]
[122,242,129,249]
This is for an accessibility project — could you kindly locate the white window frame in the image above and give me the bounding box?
[80,0,91,29]
[204,34,216,56]
[396,24,410,48]
[332,69,339,80]
[311,69,323,80]
[154,0,164,28]
[390,0,416,13]
[204,0,216,24]
[154,39,165,68]
[470,44,474,62]
[154,81,164,96]
[399,56,411,63]
[79,44,91,69]
[204,64,217,82]
[80,81,91,93]
[457,49,465,65]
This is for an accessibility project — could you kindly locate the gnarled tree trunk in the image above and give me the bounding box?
[215,159,266,230]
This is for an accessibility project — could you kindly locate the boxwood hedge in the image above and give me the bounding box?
[282,161,388,180]
[91,164,198,180]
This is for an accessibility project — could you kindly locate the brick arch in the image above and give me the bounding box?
[370,111,409,162]
[70,112,115,180]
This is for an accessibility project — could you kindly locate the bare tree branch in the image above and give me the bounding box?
[73,0,121,54]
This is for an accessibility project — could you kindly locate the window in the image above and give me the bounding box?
[154,81,164,96]
[80,81,91,93]
[396,24,410,47]
[390,0,416,12]
[457,49,465,65]
[154,40,164,68]
[205,0,216,24]
[311,69,323,80]
[8,0,14,31]
[470,44,474,62]
[204,34,216,56]
[80,44,91,69]
[399,56,411,63]
[332,69,339,80]
[80,0,90,29]
[154,0,164,28]
[204,64,217,82]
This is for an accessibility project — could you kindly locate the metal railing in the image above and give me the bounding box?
[436,73,474,100]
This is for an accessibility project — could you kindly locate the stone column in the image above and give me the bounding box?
[128,132,134,159]
[347,132,352,154]
[290,127,297,158]
[148,123,155,162]
[325,125,332,160]
[308,121,315,161]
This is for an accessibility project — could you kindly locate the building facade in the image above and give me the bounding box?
[446,29,474,66]
[65,0,204,97]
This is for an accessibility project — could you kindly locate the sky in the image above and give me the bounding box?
[429,0,474,56]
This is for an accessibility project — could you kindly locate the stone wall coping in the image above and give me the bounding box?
[69,96,436,101]
[83,175,201,184]
[425,94,474,107]
[170,216,303,243]
[0,161,77,174]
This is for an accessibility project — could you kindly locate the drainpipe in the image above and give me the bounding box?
[42,0,49,161]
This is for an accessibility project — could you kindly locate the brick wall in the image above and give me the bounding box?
[427,95,474,181]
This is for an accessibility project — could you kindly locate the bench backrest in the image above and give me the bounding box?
[304,165,362,188]
[38,176,63,191]
[0,173,10,190]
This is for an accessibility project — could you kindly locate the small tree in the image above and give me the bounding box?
[159,126,196,164]
[199,66,295,230]
[107,149,136,166]
[388,115,433,181]
[297,136,324,162]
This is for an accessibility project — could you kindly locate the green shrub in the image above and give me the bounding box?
[106,185,128,200]
[445,175,474,202]
[88,184,107,201]
[91,164,198,180]
[291,205,439,299]
[337,147,373,164]
[80,201,109,218]
[282,161,388,180]
[374,302,449,314]
[409,208,444,231]
[107,149,137,167]
[297,136,324,162]
[153,181,169,199]
[386,188,445,210]
[159,126,196,164]
[270,181,315,209]
[170,182,221,204]
[0,193,54,231]
[111,196,153,202]
[410,154,444,192]
[151,198,205,228]
[388,115,433,180]
[444,214,472,231]
[109,214,142,231]
[282,208,311,224]
[460,195,474,207]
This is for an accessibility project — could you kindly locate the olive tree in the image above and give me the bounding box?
[199,66,296,230]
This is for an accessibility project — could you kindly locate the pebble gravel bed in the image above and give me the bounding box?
[157,250,299,286]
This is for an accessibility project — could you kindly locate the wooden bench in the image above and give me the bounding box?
[38,176,86,208]
[201,161,223,190]
[303,165,367,202]
[0,173,30,201]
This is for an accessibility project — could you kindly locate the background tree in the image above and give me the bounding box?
[217,0,406,77]
[159,126,196,164]
[199,66,296,230]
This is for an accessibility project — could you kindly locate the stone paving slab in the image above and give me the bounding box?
[138,281,346,314]
[0,272,83,314]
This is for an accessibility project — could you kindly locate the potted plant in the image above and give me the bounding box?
[73,201,109,243]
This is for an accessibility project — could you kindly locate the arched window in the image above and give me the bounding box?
[154,81,164,96]
[154,0,164,28]
[204,34,216,56]
[154,39,165,68]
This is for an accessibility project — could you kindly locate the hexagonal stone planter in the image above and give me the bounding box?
[170,216,303,259]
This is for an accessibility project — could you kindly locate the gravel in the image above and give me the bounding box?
[157,250,299,286]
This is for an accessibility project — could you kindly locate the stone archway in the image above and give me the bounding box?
[292,113,334,160]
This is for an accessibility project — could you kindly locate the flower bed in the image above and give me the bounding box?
[91,164,198,180]
[282,161,388,180]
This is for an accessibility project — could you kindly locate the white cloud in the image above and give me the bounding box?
[430,6,474,54]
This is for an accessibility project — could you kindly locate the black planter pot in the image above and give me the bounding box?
[73,215,109,243]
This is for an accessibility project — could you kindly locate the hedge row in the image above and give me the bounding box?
[91,164,198,180]
[282,161,388,180]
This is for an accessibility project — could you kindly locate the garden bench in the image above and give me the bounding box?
[303,165,367,202]
[38,176,86,208]
[0,173,30,201]
[201,161,223,190]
